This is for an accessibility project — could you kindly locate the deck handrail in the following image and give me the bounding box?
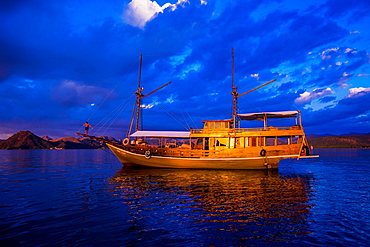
[119,142,303,158]
[190,125,302,134]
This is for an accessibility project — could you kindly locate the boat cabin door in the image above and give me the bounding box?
[194,138,209,150]
[205,137,209,150]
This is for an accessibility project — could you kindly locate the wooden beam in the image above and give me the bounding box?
[237,79,276,98]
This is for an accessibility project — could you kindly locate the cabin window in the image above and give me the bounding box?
[243,137,248,147]
[238,137,245,148]
[215,138,227,147]
[229,138,235,148]
[235,138,241,148]
[298,136,304,144]
[291,136,299,144]
[164,138,178,148]
[204,122,209,129]
[215,122,221,128]
[249,137,257,147]
[266,137,276,146]
[277,137,289,145]
[193,138,204,150]
[258,137,264,146]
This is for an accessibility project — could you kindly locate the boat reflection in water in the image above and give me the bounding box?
[108,167,315,244]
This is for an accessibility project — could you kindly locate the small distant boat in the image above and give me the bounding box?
[78,49,318,169]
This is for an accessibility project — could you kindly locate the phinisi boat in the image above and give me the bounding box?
[78,49,318,169]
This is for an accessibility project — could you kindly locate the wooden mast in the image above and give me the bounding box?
[231,47,239,128]
[126,53,172,138]
[127,54,143,138]
[135,54,143,132]
[230,48,277,129]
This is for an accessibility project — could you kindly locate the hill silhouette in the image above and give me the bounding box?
[0,131,107,149]
[309,135,370,148]
[0,131,54,149]
[1,131,369,149]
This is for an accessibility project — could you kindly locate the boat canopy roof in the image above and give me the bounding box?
[202,119,233,123]
[130,130,190,138]
[238,111,298,121]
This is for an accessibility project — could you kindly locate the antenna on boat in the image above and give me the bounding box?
[231,47,239,128]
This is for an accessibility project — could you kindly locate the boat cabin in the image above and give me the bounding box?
[127,111,306,156]
[202,120,232,129]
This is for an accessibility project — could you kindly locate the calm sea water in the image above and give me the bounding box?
[0,149,369,246]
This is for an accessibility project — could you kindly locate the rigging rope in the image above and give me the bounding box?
[102,94,135,136]
[178,101,199,129]
[176,104,191,130]
[239,96,263,113]
[91,93,135,136]
[158,104,190,130]
[77,57,140,134]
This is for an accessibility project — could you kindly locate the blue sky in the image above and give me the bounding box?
[0,0,369,139]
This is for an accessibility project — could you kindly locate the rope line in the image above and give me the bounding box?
[158,104,190,130]
[101,95,134,136]
[177,104,191,130]
[91,93,135,136]
[178,101,198,129]
[77,57,140,134]
[239,96,263,112]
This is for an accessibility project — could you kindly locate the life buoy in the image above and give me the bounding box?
[145,150,151,159]
[260,149,267,156]
[123,138,130,146]
[301,146,309,156]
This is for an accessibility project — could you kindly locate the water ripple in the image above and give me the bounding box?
[0,149,370,246]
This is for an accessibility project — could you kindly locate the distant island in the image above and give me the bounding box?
[0,131,118,149]
[307,134,370,148]
[0,130,369,149]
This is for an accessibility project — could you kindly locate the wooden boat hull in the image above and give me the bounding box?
[107,143,300,170]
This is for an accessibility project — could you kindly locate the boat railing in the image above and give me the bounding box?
[123,145,231,158]
[190,125,302,134]
[120,142,302,158]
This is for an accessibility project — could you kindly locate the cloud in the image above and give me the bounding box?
[304,88,370,134]
[320,47,339,60]
[295,88,334,104]
[319,96,336,103]
[141,94,176,109]
[122,0,190,29]
[51,80,97,108]
[347,87,370,98]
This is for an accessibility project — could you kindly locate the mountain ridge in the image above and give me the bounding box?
[308,134,370,148]
[0,131,113,149]
[0,131,369,149]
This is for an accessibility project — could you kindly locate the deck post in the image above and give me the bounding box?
[263,113,267,130]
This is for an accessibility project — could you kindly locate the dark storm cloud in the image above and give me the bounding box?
[324,0,370,22]
[304,91,370,133]
[0,0,136,82]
